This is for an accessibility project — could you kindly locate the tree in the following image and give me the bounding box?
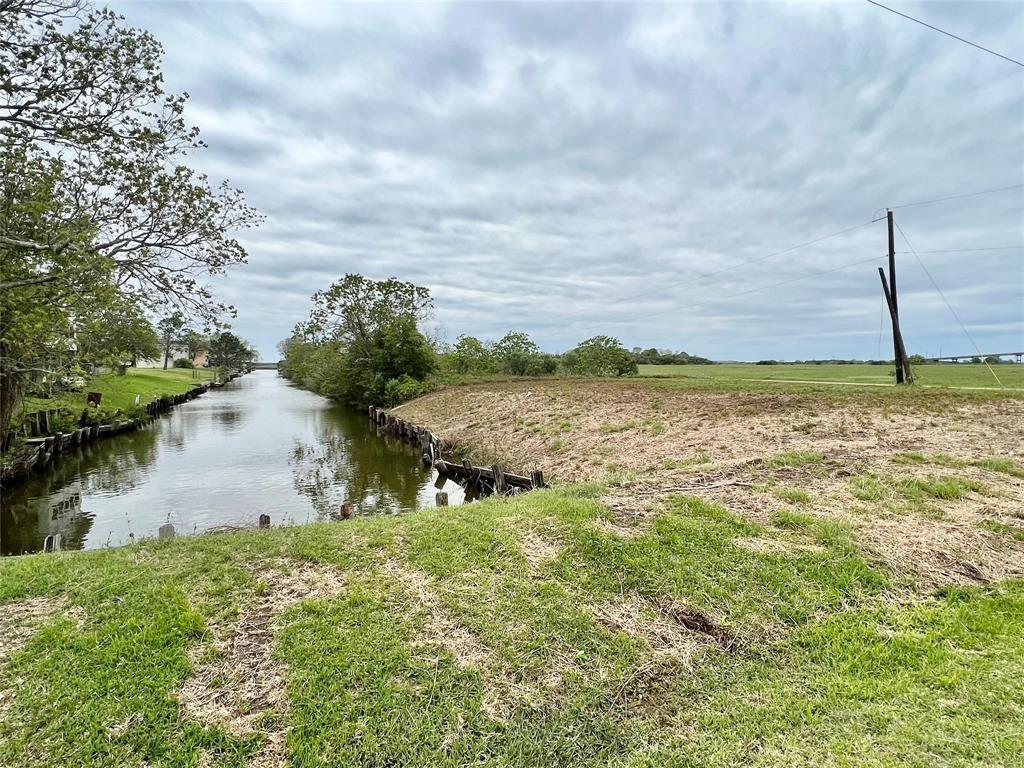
[207,332,257,371]
[0,0,259,436]
[449,335,495,374]
[280,274,436,406]
[492,331,543,376]
[565,335,638,377]
[77,300,160,371]
[156,313,186,370]
[183,330,209,363]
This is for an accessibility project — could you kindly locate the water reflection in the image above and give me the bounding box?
[1,371,467,555]
[290,408,467,519]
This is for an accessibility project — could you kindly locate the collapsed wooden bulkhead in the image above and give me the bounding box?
[367,405,546,498]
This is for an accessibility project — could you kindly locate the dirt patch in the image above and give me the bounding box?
[0,596,74,660]
[592,596,701,661]
[177,560,348,767]
[593,593,732,657]
[398,380,1024,484]
[518,530,563,568]
[399,379,1024,589]
[382,560,493,670]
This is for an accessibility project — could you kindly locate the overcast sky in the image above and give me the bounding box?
[113,0,1023,361]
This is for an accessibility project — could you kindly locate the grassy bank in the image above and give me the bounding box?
[637,362,1024,392]
[15,368,216,432]
[2,484,1022,767]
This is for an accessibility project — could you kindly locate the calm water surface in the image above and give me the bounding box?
[1,370,467,555]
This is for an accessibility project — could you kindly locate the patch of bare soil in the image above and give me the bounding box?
[0,596,72,660]
[177,561,348,768]
[516,528,564,569]
[382,560,494,671]
[592,595,705,662]
[0,597,86,719]
[400,380,1024,588]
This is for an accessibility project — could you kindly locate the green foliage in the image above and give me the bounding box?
[448,334,495,374]
[172,358,193,369]
[279,275,435,407]
[0,1,258,437]
[207,332,257,371]
[630,347,712,365]
[382,375,435,406]
[564,335,638,377]
[491,331,555,376]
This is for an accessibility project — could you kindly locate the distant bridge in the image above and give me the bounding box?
[252,361,280,370]
[924,352,1022,363]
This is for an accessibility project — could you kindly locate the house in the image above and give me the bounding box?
[136,345,209,369]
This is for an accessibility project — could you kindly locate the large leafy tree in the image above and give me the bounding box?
[284,274,436,406]
[0,0,259,434]
[564,335,638,377]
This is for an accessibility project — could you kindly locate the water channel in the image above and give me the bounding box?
[0,370,469,556]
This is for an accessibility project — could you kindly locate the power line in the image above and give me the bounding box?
[896,245,1023,254]
[558,220,875,322]
[865,0,1024,68]
[889,183,1024,211]
[894,222,1003,386]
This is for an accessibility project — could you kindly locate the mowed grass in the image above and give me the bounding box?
[637,363,1024,391]
[18,368,216,426]
[2,486,1023,767]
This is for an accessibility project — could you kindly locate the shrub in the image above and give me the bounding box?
[172,357,194,368]
[382,375,434,406]
[565,335,637,377]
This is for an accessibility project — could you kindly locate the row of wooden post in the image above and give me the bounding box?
[4,383,213,483]
[367,406,547,503]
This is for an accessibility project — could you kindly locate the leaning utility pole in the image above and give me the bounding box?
[880,208,913,384]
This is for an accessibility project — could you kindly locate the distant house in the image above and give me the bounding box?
[136,345,209,369]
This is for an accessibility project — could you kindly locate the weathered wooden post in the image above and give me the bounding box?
[258,514,271,529]
[530,470,545,489]
[435,491,449,506]
[158,523,176,540]
[492,464,506,495]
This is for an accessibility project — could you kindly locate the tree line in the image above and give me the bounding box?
[1,0,257,437]
[278,275,658,407]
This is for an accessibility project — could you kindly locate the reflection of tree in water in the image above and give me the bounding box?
[291,407,429,519]
[211,406,245,433]
[0,427,160,554]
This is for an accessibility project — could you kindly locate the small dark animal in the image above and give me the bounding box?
[339,501,353,520]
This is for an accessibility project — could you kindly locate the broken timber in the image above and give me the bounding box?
[367,405,547,496]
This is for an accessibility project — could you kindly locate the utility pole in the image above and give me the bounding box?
[880,208,913,384]
[886,209,904,383]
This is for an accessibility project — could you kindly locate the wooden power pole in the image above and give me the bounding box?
[880,208,913,384]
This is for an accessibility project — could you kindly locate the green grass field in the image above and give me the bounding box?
[638,363,1024,390]
[2,486,1022,767]
[18,368,216,430]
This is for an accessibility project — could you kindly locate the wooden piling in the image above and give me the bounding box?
[435,491,449,506]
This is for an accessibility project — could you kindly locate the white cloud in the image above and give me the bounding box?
[114,0,1024,360]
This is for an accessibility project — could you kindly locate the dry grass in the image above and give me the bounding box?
[177,560,348,767]
[0,597,74,660]
[400,379,1024,588]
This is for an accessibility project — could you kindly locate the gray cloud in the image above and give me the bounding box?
[114,0,1023,361]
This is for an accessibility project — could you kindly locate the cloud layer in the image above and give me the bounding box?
[113,0,1024,360]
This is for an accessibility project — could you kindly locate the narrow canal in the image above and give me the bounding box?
[0,370,468,556]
